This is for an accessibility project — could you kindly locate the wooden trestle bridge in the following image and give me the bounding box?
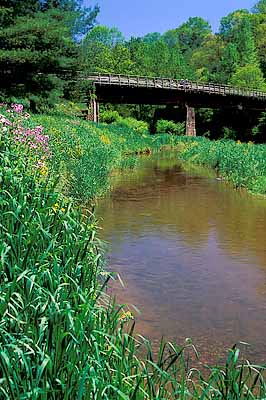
[85,73,266,136]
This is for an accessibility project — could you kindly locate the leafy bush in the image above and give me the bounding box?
[116,116,149,134]
[229,64,266,91]
[251,111,266,141]
[52,101,82,117]
[100,109,120,123]
[157,119,185,135]
[222,126,237,140]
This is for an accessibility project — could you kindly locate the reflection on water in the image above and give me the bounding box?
[97,153,266,364]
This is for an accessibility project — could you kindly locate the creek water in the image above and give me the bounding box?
[97,152,266,365]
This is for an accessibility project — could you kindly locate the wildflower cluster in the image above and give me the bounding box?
[0,103,51,174]
[11,103,24,113]
[13,125,50,153]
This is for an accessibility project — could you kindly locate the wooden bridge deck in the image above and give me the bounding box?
[84,73,266,134]
[85,73,266,101]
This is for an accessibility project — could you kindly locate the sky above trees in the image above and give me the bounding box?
[88,0,255,37]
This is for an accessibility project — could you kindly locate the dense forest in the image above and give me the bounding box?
[1,0,266,139]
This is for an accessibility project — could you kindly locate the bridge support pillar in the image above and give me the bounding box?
[186,105,196,136]
[89,99,99,123]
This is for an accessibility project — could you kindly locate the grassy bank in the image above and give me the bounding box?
[30,113,180,202]
[1,106,266,399]
[175,137,266,195]
[31,114,266,199]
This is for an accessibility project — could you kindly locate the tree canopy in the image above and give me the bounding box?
[0,0,99,109]
[2,0,266,113]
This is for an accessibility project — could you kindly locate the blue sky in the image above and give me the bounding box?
[87,0,256,38]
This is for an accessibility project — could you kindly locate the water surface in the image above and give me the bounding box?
[97,153,266,364]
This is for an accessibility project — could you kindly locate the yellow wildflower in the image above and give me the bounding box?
[236,140,241,144]
[39,165,48,176]
[75,145,82,157]
[100,134,111,145]
[52,203,59,213]
[248,141,254,145]
[119,311,134,322]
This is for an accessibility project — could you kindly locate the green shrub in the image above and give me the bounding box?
[222,126,237,140]
[101,109,120,123]
[52,101,82,117]
[157,119,185,135]
[116,116,149,134]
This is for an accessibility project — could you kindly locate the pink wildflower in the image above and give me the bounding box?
[11,104,24,113]
[0,114,12,126]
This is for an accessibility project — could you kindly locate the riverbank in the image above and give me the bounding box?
[1,106,266,398]
[32,114,266,199]
[176,137,266,196]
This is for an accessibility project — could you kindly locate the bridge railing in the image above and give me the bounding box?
[84,73,266,100]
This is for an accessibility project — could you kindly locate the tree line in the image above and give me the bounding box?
[1,0,266,139]
[82,2,266,89]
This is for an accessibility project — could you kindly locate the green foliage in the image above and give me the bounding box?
[52,101,82,116]
[222,126,237,140]
[177,136,266,194]
[220,11,259,67]
[218,43,239,82]
[100,109,120,124]
[115,117,149,134]
[191,34,225,82]
[157,119,185,135]
[229,64,266,90]
[128,34,191,78]
[0,0,41,27]
[82,25,124,47]
[81,25,132,74]
[0,10,79,109]
[251,10,266,72]
[177,17,212,56]
[1,106,266,397]
[0,1,98,110]
[251,111,266,140]
[252,0,266,13]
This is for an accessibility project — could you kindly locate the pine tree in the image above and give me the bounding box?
[42,0,99,35]
[0,0,40,27]
[0,0,99,108]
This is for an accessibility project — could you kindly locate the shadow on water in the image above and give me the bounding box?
[96,152,266,365]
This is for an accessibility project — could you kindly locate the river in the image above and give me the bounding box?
[97,152,266,365]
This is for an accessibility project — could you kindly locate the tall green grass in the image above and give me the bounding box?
[174,137,266,195]
[30,115,266,200]
[30,115,180,201]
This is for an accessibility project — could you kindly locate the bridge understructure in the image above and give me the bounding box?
[85,74,266,136]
